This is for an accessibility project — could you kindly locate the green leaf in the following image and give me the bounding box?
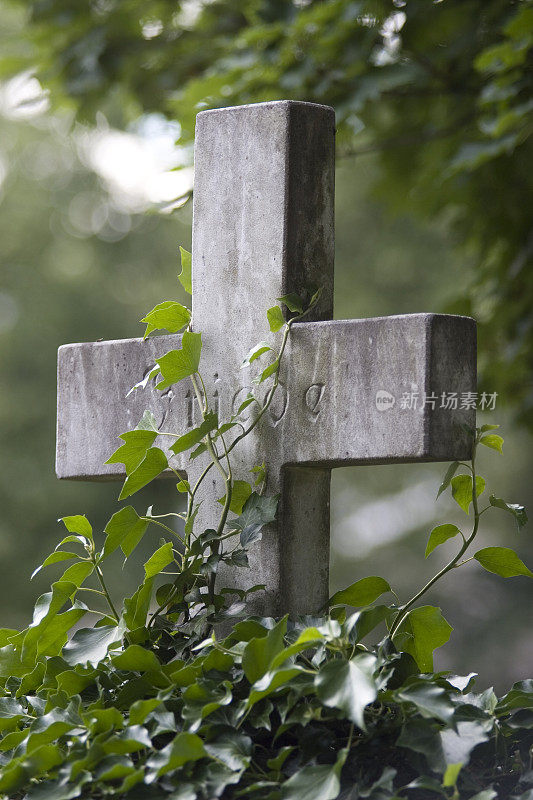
[146,732,206,779]
[238,394,256,414]
[141,301,190,340]
[394,606,453,672]
[436,461,460,499]
[315,654,377,730]
[60,561,94,586]
[170,412,218,455]
[112,645,161,673]
[270,627,324,670]
[425,524,462,558]
[480,424,500,432]
[178,246,192,294]
[60,515,93,541]
[277,293,304,313]
[176,479,190,493]
[31,551,79,580]
[204,732,252,770]
[395,680,455,723]
[267,305,285,333]
[229,492,279,532]
[156,331,202,390]
[218,480,253,515]
[440,721,490,784]
[63,624,123,667]
[489,494,528,530]
[144,542,174,578]
[350,605,395,643]
[451,474,485,514]
[281,750,346,800]
[123,579,153,630]
[241,341,272,368]
[104,506,149,559]
[135,410,159,432]
[119,447,168,500]
[106,430,158,474]
[329,576,391,607]
[474,546,533,578]
[480,433,504,453]
[242,617,287,684]
[253,358,279,384]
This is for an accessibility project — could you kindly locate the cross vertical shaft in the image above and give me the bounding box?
[191,101,336,615]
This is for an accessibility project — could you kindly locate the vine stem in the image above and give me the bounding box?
[389,438,481,640]
[94,563,120,623]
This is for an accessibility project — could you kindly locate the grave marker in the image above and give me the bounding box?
[57,101,476,616]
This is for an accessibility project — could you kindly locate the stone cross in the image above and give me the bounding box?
[56,101,476,617]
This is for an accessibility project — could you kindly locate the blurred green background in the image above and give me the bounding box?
[0,0,531,692]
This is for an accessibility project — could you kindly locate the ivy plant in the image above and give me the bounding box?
[0,249,531,800]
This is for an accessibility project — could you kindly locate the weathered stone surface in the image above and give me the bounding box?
[56,100,477,617]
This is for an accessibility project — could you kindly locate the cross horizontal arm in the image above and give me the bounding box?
[56,311,475,482]
[56,335,188,480]
[274,312,476,467]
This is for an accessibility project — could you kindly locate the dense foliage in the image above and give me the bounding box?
[1,271,531,799]
[1,0,532,427]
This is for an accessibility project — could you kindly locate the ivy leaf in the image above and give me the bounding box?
[146,732,205,780]
[178,246,192,294]
[451,475,485,514]
[252,358,279,384]
[63,625,123,667]
[440,721,490,786]
[123,579,153,630]
[144,542,174,578]
[228,492,279,532]
[281,748,347,800]
[436,461,460,499]
[218,480,253,515]
[119,448,168,500]
[238,394,256,414]
[350,605,395,643]
[277,293,304,313]
[141,301,191,339]
[267,305,285,333]
[242,617,287,684]
[103,506,149,559]
[31,551,79,580]
[315,654,377,730]
[489,494,528,530]
[60,561,94,587]
[480,423,500,432]
[156,331,202,390]
[59,515,93,541]
[170,412,218,455]
[241,341,273,368]
[395,680,455,723]
[474,547,533,578]
[479,434,504,453]
[106,430,158,475]
[425,524,462,558]
[394,606,453,672]
[135,410,159,432]
[329,576,391,607]
[204,732,252,770]
[127,367,160,397]
[112,645,161,673]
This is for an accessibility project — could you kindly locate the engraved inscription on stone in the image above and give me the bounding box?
[305,383,325,418]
